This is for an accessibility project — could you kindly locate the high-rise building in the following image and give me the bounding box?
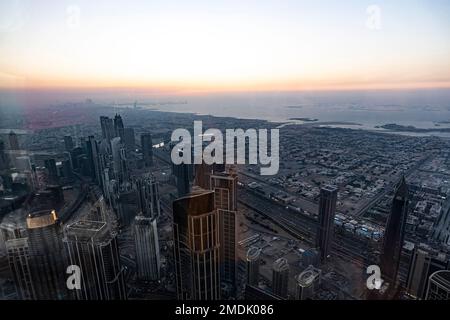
[9,130,20,150]
[172,188,221,300]
[425,270,450,300]
[295,265,322,300]
[141,133,153,167]
[114,113,124,140]
[246,246,261,286]
[44,158,58,183]
[26,209,67,299]
[272,258,289,298]
[136,177,160,218]
[316,185,338,264]
[406,247,449,299]
[100,116,115,142]
[380,177,409,285]
[194,163,213,189]
[86,136,100,183]
[133,175,161,281]
[111,137,128,184]
[64,220,126,300]
[123,127,135,152]
[64,135,74,152]
[0,139,10,170]
[134,215,160,281]
[210,171,238,289]
[172,151,192,197]
[6,238,35,300]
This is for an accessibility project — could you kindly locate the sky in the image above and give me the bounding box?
[1,0,450,93]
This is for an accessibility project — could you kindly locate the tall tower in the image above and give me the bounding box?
[210,171,238,289]
[0,139,10,170]
[172,188,221,300]
[100,116,115,143]
[380,177,409,286]
[111,137,128,184]
[135,176,161,218]
[246,246,261,286]
[86,136,100,183]
[316,185,338,264]
[64,220,126,300]
[44,158,59,183]
[172,150,192,197]
[272,258,289,298]
[9,130,20,150]
[134,176,161,281]
[123,128,135,152]
[113,113,124,140]
[141,133,153,167]
[426,270,450,300]
[406,247,450,299]
[6,238,35,300]
[295,265,322,300]
[134,215,160,281]
[26,209,67,300]
[194,163,213,189]
[64,135,74,152]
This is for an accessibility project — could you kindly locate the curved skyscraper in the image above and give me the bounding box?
[246,246,261,286]
[426,270,450,300]
[272,258,289,298]
[26,209,67,300]
[172,188,220,300]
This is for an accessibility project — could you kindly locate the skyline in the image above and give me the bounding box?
[1,0,450,92]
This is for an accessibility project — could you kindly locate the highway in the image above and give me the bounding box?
[239,187,376,267]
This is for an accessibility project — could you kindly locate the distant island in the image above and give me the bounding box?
[285,105,303,109]
[289,117,318,122]
[378,123,450,133]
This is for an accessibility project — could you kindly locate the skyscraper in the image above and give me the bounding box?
[26,209,67,300]
[172,151,192,197]
[123,127,135,152]
[210,171,238,289]
[86,135,100,183]
[172,188,221,300]
[246,246,261,286]
[134,215,160,281]
[64,135,74,152]
[141,133,153,167]
[111,137,128,184]
[380,177,409,286]
[425,270,450,300]
[194,163,213,189]
[6,238,35,300]
[295,265,322,300]
[0,139,10,170]
[316,185,338,264]
[44,158,58,183]
[272,258,289,298]
[406,247,449,299]
[100,116,115,142]
[64,220,126,300]
[134,175,161,281]
[136,177,161,218]
[114,113,124,140]
[8,130,20,150]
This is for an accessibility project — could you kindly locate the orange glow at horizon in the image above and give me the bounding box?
[1,1,450,93]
